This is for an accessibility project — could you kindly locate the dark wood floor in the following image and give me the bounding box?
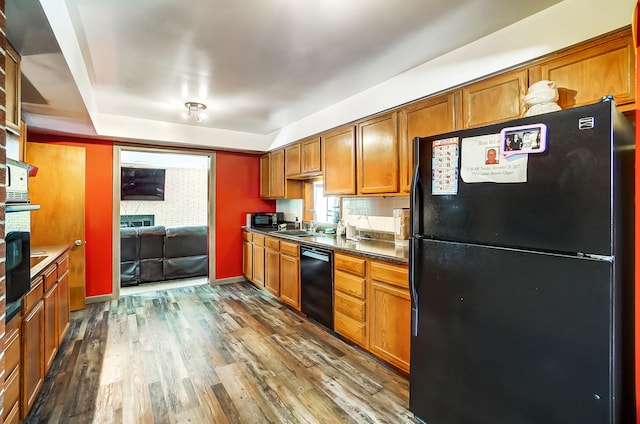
[25,282,417,423]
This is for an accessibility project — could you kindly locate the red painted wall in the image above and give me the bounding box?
[215,151,275,279]
[27,134,272,290]
[27,132,114,297]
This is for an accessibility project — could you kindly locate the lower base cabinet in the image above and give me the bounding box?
[279,241,300,310]
[3,313,21,424]
[22,299,45,418]
[0,248,71,421]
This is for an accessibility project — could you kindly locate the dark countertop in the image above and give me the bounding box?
[244,227,409,265]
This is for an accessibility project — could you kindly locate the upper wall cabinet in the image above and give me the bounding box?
[261,150,302,199]
[528,29,634,113]
[300,136,322,176]
[5,42,21,135]
[285,136,322,179]
[323,126,356,195]
[398,92,461,193]
[462,68,528,129]
[259,154,271,198]
[357,112,399,195]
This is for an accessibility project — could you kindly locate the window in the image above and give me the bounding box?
[312,181,339,224]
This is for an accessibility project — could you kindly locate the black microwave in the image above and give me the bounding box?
[251,212,284,228]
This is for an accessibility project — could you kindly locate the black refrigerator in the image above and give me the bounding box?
[409,98,635,424]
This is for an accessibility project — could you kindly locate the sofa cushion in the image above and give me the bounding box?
[120,227,139,262]
[164,226,207,258]
[139,225,165,259]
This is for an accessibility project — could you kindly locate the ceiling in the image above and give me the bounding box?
[6,0,575,151]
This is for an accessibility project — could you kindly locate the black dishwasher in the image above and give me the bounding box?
[300,245,334,330]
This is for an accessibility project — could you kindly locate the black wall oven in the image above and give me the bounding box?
[6,230,30,303]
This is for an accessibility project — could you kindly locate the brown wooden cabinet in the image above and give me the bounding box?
[462,68,528,128]
[242,231,253,281]
[22,295,45,419]
[264,237,280,297]
[334,253,368,348]
[43,284,58,373]
[2,314,21,424]
[5,42,21,135]
[261,150,302,199]
[322,126,357,195]
[285,144,301,177]
[259,154,271,198]
[279,241,300,310]
[270,149,286,198]
[300,136,322,176]
[357,112,399,194]
[399,92,461,193]
[252,234,265,288]
[367,260,410,374]
[529,29,635,113]
[285,136,323,179]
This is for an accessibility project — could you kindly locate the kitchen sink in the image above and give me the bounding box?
[277,230,320,237]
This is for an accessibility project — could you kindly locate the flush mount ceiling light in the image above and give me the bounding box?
[182,101,207,123]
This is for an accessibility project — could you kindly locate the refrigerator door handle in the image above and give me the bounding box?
[409,237,419,336]
[410,152,422,235]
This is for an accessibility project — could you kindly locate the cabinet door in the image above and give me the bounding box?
[322,126,356,195]
[44,285,58,373]
[368,280,411,373]
[357,112,399,194]
[22,300,45,419]
[535,32,634,112]
[259,154,271,198]
[280,254,300,310]
[270,149,285,198]
[399,92,461,193]
[57,270,71,341]
[462,68,527,128]
[242,240,253,280]
[285,144,301,177]
[265,249,280,297]
[5,42,20,134]
[252,244,265,287]
[301,136,322,175]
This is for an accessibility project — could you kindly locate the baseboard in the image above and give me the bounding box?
[214,276,247,285]
[86,294,113,304]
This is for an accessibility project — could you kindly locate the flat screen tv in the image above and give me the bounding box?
[121,167,166,201]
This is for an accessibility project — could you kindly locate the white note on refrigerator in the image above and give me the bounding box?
[460,134,528,183]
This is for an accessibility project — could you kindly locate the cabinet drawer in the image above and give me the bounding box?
[335,270,366,299]
[280,241,299,257]
[24,277,43,314]
[3,366,19,421]
[242,231,252,242]
[4,326,20,377]
[43,264,57,292]
[335,291,365,322]
[265,237,280,251]
[252,234,265,246]
[334,312,367,348]
[335,253,366,277]
[370,261,408,288]
[56,255,69,279]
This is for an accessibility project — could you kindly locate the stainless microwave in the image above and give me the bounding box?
[7,158,30,203]
[251,212,284,228]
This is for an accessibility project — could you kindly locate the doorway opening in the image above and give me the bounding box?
[112,147,215,298]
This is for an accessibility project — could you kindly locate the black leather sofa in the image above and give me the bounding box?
[120,225,208,286]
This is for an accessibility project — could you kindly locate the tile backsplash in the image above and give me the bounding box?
[342,197,409,233]
[277,197,409,233]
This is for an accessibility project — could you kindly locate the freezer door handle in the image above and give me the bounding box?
[410,148,422,236]
[409,237,419,336]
